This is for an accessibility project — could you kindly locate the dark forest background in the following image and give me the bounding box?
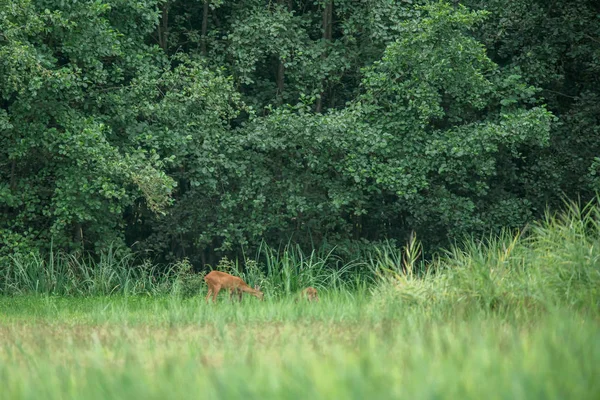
[1,0,599,266]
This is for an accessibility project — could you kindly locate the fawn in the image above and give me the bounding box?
[296,287,319,303]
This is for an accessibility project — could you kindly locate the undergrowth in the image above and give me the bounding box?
[1,199,599,314]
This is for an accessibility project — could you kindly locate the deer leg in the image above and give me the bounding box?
[229,288,242,302]
[205,286,213,303]
[212,285,221,302]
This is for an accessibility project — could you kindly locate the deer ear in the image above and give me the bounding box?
[255,285,261,291]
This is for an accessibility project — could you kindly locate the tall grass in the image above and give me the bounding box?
[2,198,600,310]
[0,296,597,400]
[0,198,600,400]
[0,245,180,296]
[0,241,370,297]
[2,196,600,399]
[253,241,368,294]
[439,200,600,310]
[367,199,600,312]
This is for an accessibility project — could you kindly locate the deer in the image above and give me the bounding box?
[296,287,319,303]
[204,270,264,303]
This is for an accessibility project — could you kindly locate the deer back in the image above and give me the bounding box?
[204,271,247,288]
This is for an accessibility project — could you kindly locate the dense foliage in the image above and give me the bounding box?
[1,0,598,265]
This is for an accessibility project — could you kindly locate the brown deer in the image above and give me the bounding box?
[204,271,264,303]
[296,287,319,303]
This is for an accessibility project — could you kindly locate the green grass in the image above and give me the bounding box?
[0,296,598,400]
[1,199,600,398]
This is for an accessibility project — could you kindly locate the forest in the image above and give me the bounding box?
[2,0,599,267]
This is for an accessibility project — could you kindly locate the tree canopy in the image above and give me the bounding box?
[1,0,598,264]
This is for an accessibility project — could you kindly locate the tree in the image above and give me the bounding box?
[461,0,600,212]
[0,1,231,256]
[144,3,554,261]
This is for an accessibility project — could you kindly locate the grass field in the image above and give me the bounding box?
[1,201,600,399]
[0,295,598,400]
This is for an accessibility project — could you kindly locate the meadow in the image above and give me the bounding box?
[1,201,599,399]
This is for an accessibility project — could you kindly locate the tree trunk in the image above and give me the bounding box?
[201,1,209,55]
[276,61,285,104]
[275,0,293,105]
[315,0,333,113]
[158,3,169,52]
[10,159,16,190]
[73,222,84,249]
